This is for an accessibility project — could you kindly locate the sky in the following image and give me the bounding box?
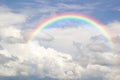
[0,0,120,80]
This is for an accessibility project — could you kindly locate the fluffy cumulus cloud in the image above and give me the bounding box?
[0,41,84,79]
[0,5,120,80]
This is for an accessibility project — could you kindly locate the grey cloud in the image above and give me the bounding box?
[112,36,120,53]
[81,64,111,80]
[0,53,18,65]
[0,45,4,50]
[21,31,54,42]
[36,33,54,42]
[87,43,111,52]
[113,36,120,43]
[2,36,25,44]
[87,35,112,52]
[90,35,108,43]
[73,41,82,51]
[0,76,56,80]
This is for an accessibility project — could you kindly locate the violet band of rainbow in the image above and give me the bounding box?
[29,12,115,53]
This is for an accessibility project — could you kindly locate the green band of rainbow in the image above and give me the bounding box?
[29,12,114,51]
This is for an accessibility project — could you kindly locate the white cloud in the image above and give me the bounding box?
[0,6,27,27]
[108,21,120,36]
[0,49,17,76]
[0,4,120,79]
[0,66,17,76]
[33,26,111,55]
[107,21,120,59]
[0,23,118,79]
[0,6,27,43]
[0,12,27,27]
[22,30,54,42]
[19,1,98,18]
[0,40,84,79]
[106,67,120,80]
[0,27,22,38]
[83,64,111,76]
[58,3,96,10]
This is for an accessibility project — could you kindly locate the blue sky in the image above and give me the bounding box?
[0,0,120,80]
[0,0,120,24]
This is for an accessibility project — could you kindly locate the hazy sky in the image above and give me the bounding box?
[0,0,120,80]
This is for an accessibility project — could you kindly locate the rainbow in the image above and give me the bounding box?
[29,12,114,50]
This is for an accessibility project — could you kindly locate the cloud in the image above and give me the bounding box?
[0,26,115,79]
[2,36,24,44]
[35,26,111,55]
[0,53,17,64]
[0,10,27,27]
[0,49,17,76]
[0,22,119,79]
[0,40,84,79]
[0,6,27,31]
[107,21,120,36]
[18,1,98,19]
[0,4,120,80]
[0,6,28,44]
[107,21,120,60]
[58,3,97,11]
[106,67,120,80]
[113,7,120,11]
[22,31,54,42]
[0,45,3,50]
[81,64,111,80]
[87,42,111,52]
[0,27,22,38]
